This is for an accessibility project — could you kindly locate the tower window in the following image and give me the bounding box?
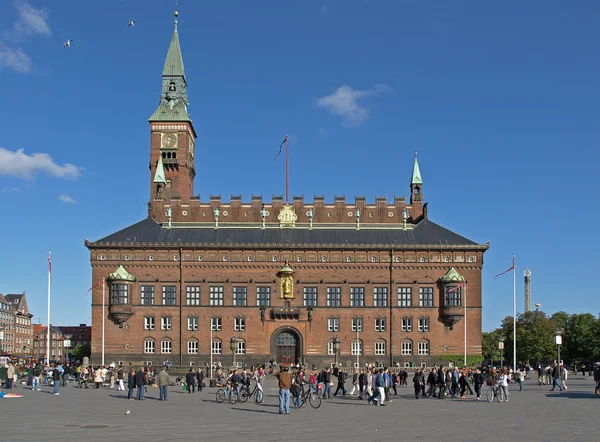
[169,82,176,92]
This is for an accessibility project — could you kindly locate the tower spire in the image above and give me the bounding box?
[411,150,422,185]
[410,150,423,203]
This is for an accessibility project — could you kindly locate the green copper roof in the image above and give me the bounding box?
[411,152,423,185]
[153,156,166,184]
[439,267,465,282]
[163,22,185,79]
[108,265,136,282]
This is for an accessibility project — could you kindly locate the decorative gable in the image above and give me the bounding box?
[439,267,465,282]
[108,265,136,282]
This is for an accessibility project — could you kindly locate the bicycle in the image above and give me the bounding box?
[487,382,504,402]
[216,384,240,404]
[297,385,322,409]
[239,383,264,403]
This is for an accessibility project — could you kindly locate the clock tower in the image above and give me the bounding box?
[149,10,197,204]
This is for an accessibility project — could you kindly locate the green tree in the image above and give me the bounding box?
[550,311,569,331]
[563,313,600,365]
[501,311,555,366]
[71,343,91,362]
[482,328,504,364]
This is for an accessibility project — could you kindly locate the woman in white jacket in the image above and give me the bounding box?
[499,369,510,402]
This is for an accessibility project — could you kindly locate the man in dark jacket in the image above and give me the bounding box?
[135,367,146,400]
[197,367,205,392]
[594,364,600,394]
[437,366,446,399]
[321,367,332,399]
[358,369,366,399]
[186,368,196,393]
[127,367,135,400]
[333,368,347,396]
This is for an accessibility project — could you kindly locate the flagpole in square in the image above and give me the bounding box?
[46,250,51,365]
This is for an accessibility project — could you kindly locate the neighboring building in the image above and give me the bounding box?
[32,325,65,362]
[0,294,15,355]
[85,12,488,368]
[55,324,91,361]
[5,292,34,356]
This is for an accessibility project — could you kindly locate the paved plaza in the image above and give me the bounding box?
[2,375,598,441]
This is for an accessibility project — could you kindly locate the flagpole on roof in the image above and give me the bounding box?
[285,135,289,204]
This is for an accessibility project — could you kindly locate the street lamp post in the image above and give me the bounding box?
[498,337,505,368]
[229,336,238,369]
[332,336,341,367]
[555,329,564,386]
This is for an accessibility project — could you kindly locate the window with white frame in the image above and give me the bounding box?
[351,340,363,355]
[144,339,155,354]
[401,340,412,355]
[162,285,176,305]
[303,287,318,307]
[327,341,335,355]
[209,286,224,306]
[397,287,412,307]
[187,316,199,331]
[186,286,201,305]
[161,339,172,354]
[373,287,388,307]
[418,317,430,332]
[328,317,339,332]
[418,340,429,355]
[144,316,155,330]
[375,340,386,355]
[141,285,155,305]
[236,340,246,354]
[351,317,363,332]
[402,317,412,332]
[211,340,222,354]
[211,316,222,331]
[187,339,198,354]
[233,286,247,306]
[375,317,386,332]
[326,287,341,307]
[234,317,246,332]
[256,286,271,306]
[350,287,365,307]
[161,316,172,331]
[419,287,434,307]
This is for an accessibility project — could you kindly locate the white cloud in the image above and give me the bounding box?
[59,194,77,204]
[0,147,81,180]
[14,3,51,37]
[315,84,392,127]
[0,43,33,72]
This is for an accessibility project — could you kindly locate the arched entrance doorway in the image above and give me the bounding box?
[271,328,302,365]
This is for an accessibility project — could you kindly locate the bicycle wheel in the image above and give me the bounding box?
[216,389,226,403]
[486,388,494,403]
[496,388,504,403]
[254,389,263,403]
[308,391,322,409]
[229,391,239,404]
[239,387,249,403]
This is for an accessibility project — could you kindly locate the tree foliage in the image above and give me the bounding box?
[437,354,484,367]
[71,344,91,362]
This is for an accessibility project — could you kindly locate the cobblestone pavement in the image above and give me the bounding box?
[2,375,598,441]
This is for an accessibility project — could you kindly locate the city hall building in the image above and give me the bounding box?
[86,13,488,369]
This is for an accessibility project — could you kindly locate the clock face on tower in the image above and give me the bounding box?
[161,132,178,148]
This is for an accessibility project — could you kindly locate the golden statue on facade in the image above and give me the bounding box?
[277,261,295,299]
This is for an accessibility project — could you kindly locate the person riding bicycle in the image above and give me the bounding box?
[251,366,265,403]
[292,369,307,408]
[227,369,241,397]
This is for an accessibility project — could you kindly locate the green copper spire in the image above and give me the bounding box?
[411,150,423,185]
[149,10,191,122]
[153,155,166,184]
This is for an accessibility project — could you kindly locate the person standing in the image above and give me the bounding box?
[127,367,136,400]
[52,364,61,395]
[32,364,42,391]
[186,368,196,394]
[275,365,292,415]
[158,366,169,401]
[116,365,125,391]
[135,367,146,400]
[499,369,510,402]
[321,367,332,399]
[6,363,15,389]
[473,368,484,400]
[196,367,205,392]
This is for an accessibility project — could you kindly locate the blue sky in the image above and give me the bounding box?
[0,0,598,330]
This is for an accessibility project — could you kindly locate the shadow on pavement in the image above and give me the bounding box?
[545,392,598,399]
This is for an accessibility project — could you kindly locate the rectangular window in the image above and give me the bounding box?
[161,316,172,331]
[375,341,386,356]
[211,317,222,331]
[350,287,364,307]
[326,287,341,307]
[418,341,429,355]
[397,287,412,307]
[234,317,246,332]
[327,317,339,332]
[187,340,198,354]
[402,317,412,332]
[161,340,172,354]
[144,340,155,354]
[375,317,386,332]
[211,340,222,354]
[141,285,154,305]
[351,340,363,355]
[303,287,318,307]
[327,342,335,355]
[418,317,430,332]
[144,316,155,330]
[162,286,176,305]
[186,286,201,306]
[209,286,224,306]
[111,284,128,304]
[236,341,246,355]
[233,286,247,306]
[419,287,434,307]
[256,286,271,306]
[187,316,198,331]
[401,341,412,355]
[351,317,363,332]
[373,287,388,307]
[445,286,462,307]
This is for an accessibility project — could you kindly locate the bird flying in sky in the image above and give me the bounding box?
[62,39,73,48]
[128,20,137,27]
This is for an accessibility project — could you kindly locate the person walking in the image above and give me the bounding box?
[549,362,563,392]
[158,366,169,401]
[6,363,15,389]
[127,367,135,400]
[135,367,146,400]
[499,369,510,402]
[186,368,196,394]
[321,367,332,399]
[349,369,359,395]
[413,370,423,399]
[473,368,484,400]
[333,368,348,396]
[275,365,292,415]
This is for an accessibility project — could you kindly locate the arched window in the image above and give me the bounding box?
[168,81,176,92]
[418,339,429,356]
[375,339,386,356]
[351,339,363,356]
[401,339,412,356]
[161,338,172,354]
[235,338,246,355]
[144,338,155,354]
[402,316,413,332]
[187,316,198,331]
[418,317,430,332]
[187,338,199,355]
[211,338,222,355]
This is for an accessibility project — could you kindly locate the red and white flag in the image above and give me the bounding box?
[493,255,516,279]
[86,279,104,296]
[446,282,465,293]
[48,251,52,279]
